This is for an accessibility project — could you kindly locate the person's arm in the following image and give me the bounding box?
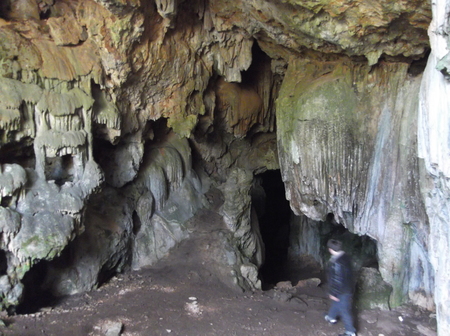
[329,294,340,301]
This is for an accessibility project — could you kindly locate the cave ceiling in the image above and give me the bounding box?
[0,0,431,143]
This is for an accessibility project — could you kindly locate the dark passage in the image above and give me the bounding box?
[0,250,7,276]
[252,171,380,290]
[15,260,58,314]
[321,217,379,270]
[253,170,292,289]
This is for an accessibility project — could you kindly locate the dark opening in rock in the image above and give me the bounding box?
[0,0,12,20]
[0,142,35,168]
[319,216,379,270]
[253,169,292,288]
[16,260,57,315]
[44,154,75,185]
[0,196,12,208]
[38,2,51,20]
[0,250,7,276]
[407,50,430,77]
[132,210,142,235]
[254,172,380,291]
[241,42,271,88]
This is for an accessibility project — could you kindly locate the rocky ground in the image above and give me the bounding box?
[0,249,438,336]
[0,200,438,336]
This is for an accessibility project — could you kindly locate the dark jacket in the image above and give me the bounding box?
[327,253,354,297]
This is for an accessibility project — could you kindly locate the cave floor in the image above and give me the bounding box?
[0,203,437,336]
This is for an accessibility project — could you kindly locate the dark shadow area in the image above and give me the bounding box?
[39,3,52,20]
[0,1,10,20]
[0,141,35,167]
[15,260,60,315]
[0,250,7,276]
[319,215,378,271]
[254,170,292,289]
[242,42,278,139]
[253,172,380,291]
[241,42,272,88]
[407,50,430,77]
[92,136,115,180]
[44,154,75,185]
[132,210,142,235]
[1,196,12,208]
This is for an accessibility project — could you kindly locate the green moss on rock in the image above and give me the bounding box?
[355,267,393,310]
[276,59,361,159]
[168,114,198,138]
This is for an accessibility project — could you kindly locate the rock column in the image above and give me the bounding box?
[418,1,450,334]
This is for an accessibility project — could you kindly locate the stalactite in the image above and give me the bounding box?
[155,0,178,29]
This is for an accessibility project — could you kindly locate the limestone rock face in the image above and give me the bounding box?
[418,1,450,334]
[40,133,206,296]
[277,56,431,309]
[0,0,447,334]
[220,168,264,290]
[355,267,392,310]
[209,0,430,65]
[215,77,264,138]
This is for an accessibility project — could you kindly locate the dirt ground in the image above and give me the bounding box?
[0,200,438,336]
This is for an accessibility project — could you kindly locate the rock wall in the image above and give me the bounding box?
[1,0,449,334]
[41,133,208,296]
[418,0,450,334]
[276,57,433,309]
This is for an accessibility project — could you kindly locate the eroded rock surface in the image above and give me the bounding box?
[0,0,448,335]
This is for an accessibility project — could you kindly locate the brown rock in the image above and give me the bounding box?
[47,13,84,46]
[295,278,321,287]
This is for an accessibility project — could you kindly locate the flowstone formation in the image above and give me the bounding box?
[418,0,450,334]
[277,57,430,309]
[1,0,449,335]
[0,72,105,309]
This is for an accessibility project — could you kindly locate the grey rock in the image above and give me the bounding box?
[98,320,123,336]
[355,267,393,310]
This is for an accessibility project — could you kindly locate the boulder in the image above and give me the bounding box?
[355,267,393,310]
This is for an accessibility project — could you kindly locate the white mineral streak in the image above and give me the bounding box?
[418,1,450,176]
[418,0,450,335]
[155,0,177,19]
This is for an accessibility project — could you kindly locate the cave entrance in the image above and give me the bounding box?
[318,216,379,270]
[253,171,380,290]
[15,259,57,314]
[254,170,293,289]
[288,212,379,292]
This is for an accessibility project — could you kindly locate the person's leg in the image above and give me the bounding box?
[340,294,356,333]
[327,298,340,322]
